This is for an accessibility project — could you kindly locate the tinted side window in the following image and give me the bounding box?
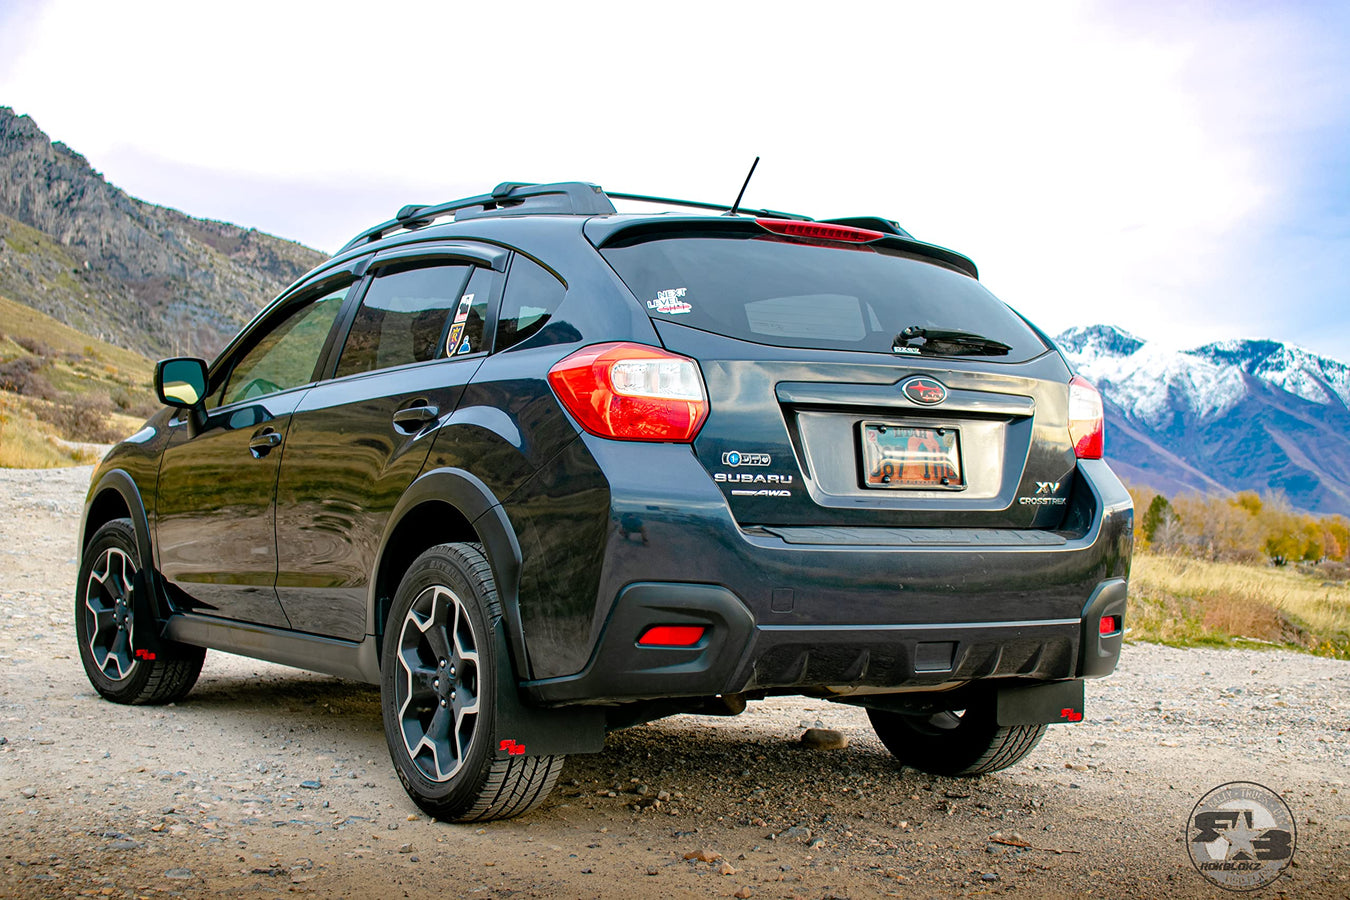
[334,264,471,378]
[496,256,565,352]
[447,267,494,357]
[218,285,349,407]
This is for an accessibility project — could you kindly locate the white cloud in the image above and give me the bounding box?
[2,0,1345,358]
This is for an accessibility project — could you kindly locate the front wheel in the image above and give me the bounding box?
[75,519,205,704]
[380,543,563,822]
[868,699,1046,776]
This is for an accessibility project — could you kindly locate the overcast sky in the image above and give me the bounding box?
[2,0,1348,360]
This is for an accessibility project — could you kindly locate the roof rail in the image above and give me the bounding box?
[338,182,901,254]
[337,181,617,253]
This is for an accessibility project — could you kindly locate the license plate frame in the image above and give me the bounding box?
[859,421,964,490]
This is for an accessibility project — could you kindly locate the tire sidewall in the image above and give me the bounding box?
[75,519,152,699]
[870,702,996,773]
[380,545,498,812]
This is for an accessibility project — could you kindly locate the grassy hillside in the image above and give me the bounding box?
[0,293,155,467]
[1129,552,1350,659]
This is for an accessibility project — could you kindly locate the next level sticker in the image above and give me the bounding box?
[647,287,692,315]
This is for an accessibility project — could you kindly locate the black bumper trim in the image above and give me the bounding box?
[757,617,1080,633]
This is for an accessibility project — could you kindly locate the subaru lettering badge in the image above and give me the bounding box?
[901,376,947,405]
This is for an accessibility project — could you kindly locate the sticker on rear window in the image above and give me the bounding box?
[647,287,692,315]
[446,322,465,356]
[453,293,474,324]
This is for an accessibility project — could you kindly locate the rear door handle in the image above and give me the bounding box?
[248,429,282,457]
[392,404,439,432]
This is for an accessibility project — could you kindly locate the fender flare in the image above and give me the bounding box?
[82,469,175,626]
[82,469,154,575]
[368,466,531,679]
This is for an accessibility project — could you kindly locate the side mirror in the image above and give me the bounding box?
[155,357,209,408]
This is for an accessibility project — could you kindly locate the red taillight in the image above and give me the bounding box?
[1068,375,1104,459]
[1099,615,1121,636]
[637,625,706,647]
[755,218,885,243]
[548,342,709,442]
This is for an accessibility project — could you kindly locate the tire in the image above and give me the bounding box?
[868,699,1046,776]
[380,542,564,822]
[75,519,205,705]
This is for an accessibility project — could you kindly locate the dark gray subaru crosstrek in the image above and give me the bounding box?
[76,182,1133,822]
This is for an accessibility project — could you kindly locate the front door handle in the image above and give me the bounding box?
[392,404,439,432]
[248,429,282,458]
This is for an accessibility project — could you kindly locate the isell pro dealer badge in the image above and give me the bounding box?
[1186,781,1296,891]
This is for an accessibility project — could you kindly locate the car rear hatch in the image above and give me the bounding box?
[590,218,1082,531]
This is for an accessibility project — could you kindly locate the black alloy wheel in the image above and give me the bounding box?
[394,582,483,783]
[380,543,564,821]
[75,519,205,704]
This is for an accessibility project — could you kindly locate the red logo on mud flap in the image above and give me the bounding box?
[499,739,526,756]
[134,649,156,661]
[1059,707,1083,722]
[901,377,947,405]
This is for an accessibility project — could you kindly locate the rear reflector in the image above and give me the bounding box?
[1099,615,1121,636]
[1068,375,1104,459]
[755,218,885,243]
[548,342,709,442]
[637,625,706,647]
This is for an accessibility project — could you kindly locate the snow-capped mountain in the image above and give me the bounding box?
[1056,325,1350,516]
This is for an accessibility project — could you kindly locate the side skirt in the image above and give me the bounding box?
[161,613,382,684]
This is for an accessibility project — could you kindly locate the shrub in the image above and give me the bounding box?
[13,336,54,357]
[46,393,124,443]
[0,357,57,399]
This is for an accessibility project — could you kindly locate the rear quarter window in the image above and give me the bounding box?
[496,256,566,352]
[600,232,1048,361]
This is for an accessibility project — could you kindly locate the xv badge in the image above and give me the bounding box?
[1035,481,1060,495]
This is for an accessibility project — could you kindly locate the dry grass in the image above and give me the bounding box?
[1129,553,1350,659]
[0,394,97,467]
[0,293,154,466]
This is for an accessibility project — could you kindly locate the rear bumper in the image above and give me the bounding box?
[524,576,1126,704]
[518,451,1133,704]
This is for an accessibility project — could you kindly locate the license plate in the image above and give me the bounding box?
[860,422,963,489]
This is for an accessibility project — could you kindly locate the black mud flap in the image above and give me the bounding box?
[996,679,1085,726]
[129,568,170,663]
[492,624,606,760]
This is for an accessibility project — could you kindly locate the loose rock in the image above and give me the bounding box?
[800,728,848,750]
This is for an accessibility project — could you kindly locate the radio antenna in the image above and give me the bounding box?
[725,157,760,216]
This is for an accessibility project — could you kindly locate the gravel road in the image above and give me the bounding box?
[2,466,1347,898]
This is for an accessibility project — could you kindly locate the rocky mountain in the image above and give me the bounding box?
[1058,324,1350,516]
[0,107,325,358]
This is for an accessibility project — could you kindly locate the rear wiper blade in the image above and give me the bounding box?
[893,325,1012,357]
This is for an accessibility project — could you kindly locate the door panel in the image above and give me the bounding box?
[155,394,305,627]
[154,280,355,627]
[273,360,483,638]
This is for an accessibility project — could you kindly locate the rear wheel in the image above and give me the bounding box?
[75,519,204,704]
[380,543,563,822]
[868,699,1046,776]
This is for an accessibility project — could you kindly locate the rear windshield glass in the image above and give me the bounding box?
[600,233,1048,361]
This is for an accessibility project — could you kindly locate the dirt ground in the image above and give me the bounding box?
[2,465,1347,899]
